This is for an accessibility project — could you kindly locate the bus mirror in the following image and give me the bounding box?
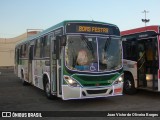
[61,35,66,46]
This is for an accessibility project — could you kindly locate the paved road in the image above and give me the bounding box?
[0,69,160,120]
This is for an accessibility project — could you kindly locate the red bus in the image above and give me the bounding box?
[121,26,160,94]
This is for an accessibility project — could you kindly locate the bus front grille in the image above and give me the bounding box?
[86,89,107,94]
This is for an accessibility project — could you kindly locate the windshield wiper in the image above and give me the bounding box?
[80,35,94,53]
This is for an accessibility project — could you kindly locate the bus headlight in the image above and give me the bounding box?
[64,75,80,87]
[119,76,123,81]
[113,74,124,85]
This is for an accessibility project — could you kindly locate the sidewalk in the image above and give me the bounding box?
[0,66,14,76]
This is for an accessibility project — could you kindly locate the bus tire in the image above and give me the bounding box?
[44,77,54,99]
[123,73,137,95]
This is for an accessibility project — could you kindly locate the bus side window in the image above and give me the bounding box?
[123,41,137,61]
[34,39,41,58]
[20,45,22,58]
[24,44,28,58]
[154,38,158,60]
[123,42,128,59]
[40,37,43,58]
[15,48,19,64]
[146,45,153,61]
[51,36,57,60]
[43,36,50,57]
[20,45,25,58]
[17,49,20,64]
[146,38,158,61]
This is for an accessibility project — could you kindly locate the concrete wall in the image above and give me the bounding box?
[0,31,39,67]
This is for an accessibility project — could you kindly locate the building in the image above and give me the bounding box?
[0,30,40,67]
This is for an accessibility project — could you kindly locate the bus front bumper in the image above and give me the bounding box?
[62,84,123,100]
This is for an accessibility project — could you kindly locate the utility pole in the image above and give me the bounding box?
[141,10,150,27]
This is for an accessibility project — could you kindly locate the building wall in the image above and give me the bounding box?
[0,31,39,67]
[0,43,15,66]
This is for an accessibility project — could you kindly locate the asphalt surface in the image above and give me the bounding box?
[0,68,160,120]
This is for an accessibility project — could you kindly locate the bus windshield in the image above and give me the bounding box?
[65,35,122,72]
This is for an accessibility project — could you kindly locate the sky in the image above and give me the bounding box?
[0,0,160,38]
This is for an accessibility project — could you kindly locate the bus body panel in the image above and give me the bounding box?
[21,59,29,81]
[121,26,159,36]
[17,65,21,78]
[62,71,123,100]
[62,83,123,100]
[123,59,138,88]
[33,60,45,89]
[15,20,123,100]
[62,73,123,100]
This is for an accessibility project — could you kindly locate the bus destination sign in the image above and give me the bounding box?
[77,25,109,33]
[66,22,119,35]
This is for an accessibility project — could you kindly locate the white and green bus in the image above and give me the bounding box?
[15,20,123,100]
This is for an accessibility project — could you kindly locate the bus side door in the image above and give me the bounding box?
[51,36,58,96]
[137,38,158,89]
[28,45,34,84]
[137,40,146,87]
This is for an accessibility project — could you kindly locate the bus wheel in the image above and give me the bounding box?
[22,78,28,86]
[44,78,54,99]
[123,73,137,95]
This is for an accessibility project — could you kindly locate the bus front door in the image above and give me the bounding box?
[145,38,158,90]
[51,37,60,97]
[138,38,158,90]
[137,41,146,87]
[51,36,64,97]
